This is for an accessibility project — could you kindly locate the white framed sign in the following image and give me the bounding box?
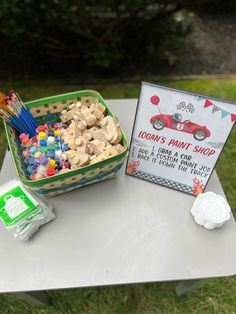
[126,82,236,195]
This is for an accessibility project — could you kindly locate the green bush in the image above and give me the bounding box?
[184,0,236,13]
[0,0,191,77]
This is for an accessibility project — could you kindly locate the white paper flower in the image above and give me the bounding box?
[191,192,231,230]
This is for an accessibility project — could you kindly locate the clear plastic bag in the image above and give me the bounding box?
[0,180,56,241]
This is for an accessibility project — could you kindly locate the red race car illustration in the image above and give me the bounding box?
[150,113,211,141]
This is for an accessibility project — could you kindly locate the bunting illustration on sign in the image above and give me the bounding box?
[126,82,236,195]
[197,97,236,121]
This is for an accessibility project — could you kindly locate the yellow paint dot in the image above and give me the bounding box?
[38,132,47,139]
[54,130,60,137]
[48,159,56,168]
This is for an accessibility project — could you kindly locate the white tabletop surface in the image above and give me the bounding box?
[0,99,236,293]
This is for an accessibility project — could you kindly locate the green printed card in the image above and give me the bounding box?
[0,180,38,225]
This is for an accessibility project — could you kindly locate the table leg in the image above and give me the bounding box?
[175,279,209,296]
[12,291,50,306]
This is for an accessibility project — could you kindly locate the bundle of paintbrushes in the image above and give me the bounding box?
[0,90,38,137]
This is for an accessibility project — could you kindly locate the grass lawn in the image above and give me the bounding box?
[0,79,235,313]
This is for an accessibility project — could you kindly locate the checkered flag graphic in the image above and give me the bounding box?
[212,105,220,114]
[134,170,192,194]
[176,102,195,114]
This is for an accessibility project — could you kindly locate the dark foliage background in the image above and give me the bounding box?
[0,0,235,79]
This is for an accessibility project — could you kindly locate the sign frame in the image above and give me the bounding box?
[126,82,236,196]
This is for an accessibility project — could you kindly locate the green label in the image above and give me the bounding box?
[0,185,38,225]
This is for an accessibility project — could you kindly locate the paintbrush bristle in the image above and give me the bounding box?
[0,90,38,136]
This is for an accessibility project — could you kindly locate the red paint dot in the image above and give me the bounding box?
[37,125,47,132]
[150,95,160,105]
[47,168,56,176]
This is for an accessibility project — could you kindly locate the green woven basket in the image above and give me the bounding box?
[4,90,128,198]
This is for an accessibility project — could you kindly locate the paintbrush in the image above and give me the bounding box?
[0,90,38,137]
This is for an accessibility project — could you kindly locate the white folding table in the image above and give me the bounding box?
[0,99,236,306]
